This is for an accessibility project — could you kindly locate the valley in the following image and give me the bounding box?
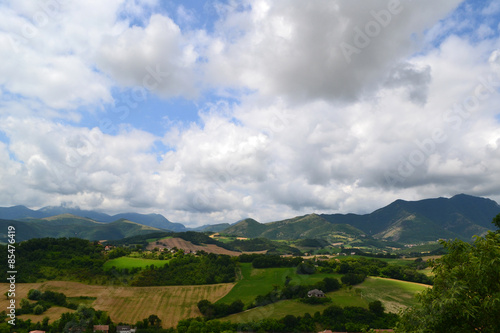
[0,194,499,332]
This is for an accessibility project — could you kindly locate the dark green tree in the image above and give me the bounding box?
[492,213,500,231]
[397,231,500,332]
[27,289,42,300]
[148,314,161,327]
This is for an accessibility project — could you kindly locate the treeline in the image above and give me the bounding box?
[0,299,397,333]
[239,253,303,268]
[0,237,106,282]
[223,238,302,255]
[0,305,113,333]
[0,237,239,286]
[318,256,433,285]
[197,299,244,319]
[295,238,330,248]
[180,302,398,333]
[16,289,76,316]
[131,253,236,286]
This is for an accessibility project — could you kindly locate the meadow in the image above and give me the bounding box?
[223,276,429,323]
[216,263,343,306]
[103,256,170,270]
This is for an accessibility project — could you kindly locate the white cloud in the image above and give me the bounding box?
[2,0,500,227]
[95,14,200,99]
[203,0,462,102]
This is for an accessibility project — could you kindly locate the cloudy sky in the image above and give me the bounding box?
[1,0,500,226]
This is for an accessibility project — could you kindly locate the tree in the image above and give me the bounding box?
[368,300,384,316]
[27,289,42,300]
[397,231,500,332]
[296,261,316,274]
[33,305,44,315]
[493,213,500,231]
[148,314,161,327]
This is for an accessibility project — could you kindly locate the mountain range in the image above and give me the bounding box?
[223,194,500,243]
[1,194,499,244]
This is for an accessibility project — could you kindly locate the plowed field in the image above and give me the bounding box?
[1,281,234,328]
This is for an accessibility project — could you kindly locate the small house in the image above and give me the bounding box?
[117,325,136,333]
[93,325,109,333]
[307,289,325,298]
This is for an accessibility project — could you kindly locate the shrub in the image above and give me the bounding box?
[27,289,42,301]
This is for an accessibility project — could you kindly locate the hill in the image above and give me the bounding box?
[0,206,186,232]
[2,194,498,244]
[0,281,233,328]
[223,194,500,243]
[0,214,164,242]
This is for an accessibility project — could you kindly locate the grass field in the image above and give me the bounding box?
[216,263,342,306]
[224,287,369,323]
[1,281,234,328]
[223,276,430,323]
[103,257,170,270]
[356,277,429,313]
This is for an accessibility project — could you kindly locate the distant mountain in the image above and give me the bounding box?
[0,206,185,232]
[0,214,164,242]
[0,205,47,220]
[223,194,500,243]
[2,194,499,244]
[223,215,366,241]
[190,223,233,232]
[109,213,185,231]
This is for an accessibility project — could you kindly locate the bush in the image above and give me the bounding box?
[300,297,332,305]
[296,261,316,275]
[33,304,44,315]
[341,273,366,286]
[27,289,42,301]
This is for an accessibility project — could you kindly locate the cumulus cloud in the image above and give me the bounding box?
[96,14,200,98]
[1,0,500,226]
[203,0,462,102]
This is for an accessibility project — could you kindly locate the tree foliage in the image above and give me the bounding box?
[493,213,500,231]
[131,253,236,286]
[397,231,500,332]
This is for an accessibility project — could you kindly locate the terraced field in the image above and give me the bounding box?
[0,281,234,328]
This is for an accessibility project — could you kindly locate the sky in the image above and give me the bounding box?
[1,0,500,227]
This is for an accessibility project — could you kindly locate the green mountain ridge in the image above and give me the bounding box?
[0,214,164,242]
[223,194,500,243]
[1,194,498,244]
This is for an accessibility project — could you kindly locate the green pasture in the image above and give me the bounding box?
[217,263,342,306]
[222,275,430,323]
[103,257,170,270]
[356,277,429,312]
[224,287,368,323]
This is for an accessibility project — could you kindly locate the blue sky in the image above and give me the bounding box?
[1,0,500,226]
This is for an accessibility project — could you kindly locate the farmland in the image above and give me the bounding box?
[223,276,429,323]
[216,263,343,306]
[145,237,242,256]
[103,257,170,270]
[1,281,234,328]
